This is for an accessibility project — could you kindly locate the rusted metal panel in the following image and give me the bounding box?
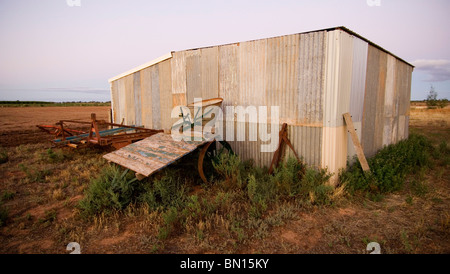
[266,34,299,121]
[383,55,396,146]
[361,45,380,158]
[218,43,240,109]
[133,72,142,126]
[103,133,206,177]
[150,64,161,129]
[159,59,173,130]
[286,125,322,167]
[117,77,127,125]
[239,38,267,107]
[172,93,187,108]
[108,28,413,176]
[201,46,219,100]
[297,31,326,125]
[110,81,119,123]
[123,74,135,125]
[140,67,153,129]
[373,50,387,153]
[186,50,202,105]
[171,51,186,94]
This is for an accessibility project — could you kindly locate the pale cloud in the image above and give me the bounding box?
[412,59,450,82]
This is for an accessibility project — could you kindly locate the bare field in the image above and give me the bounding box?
[0,106,110,147]
[0,106,448,254]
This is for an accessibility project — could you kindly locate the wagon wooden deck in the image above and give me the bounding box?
[103,132,207,178]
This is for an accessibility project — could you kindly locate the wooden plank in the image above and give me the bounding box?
[343,113,370,172]
[103,133,206,177]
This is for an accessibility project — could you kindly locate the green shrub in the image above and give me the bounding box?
[340,133,433,195]
[299,168,334,205]
[138,169,187,210]
[78,165,139,217]
[158,207,179,240]
[270,157,306,197]
[247,157,333,209]
[212,152,243,188]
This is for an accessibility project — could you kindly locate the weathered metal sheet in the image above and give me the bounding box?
[159,59,173,130]
[201,47,219,100]
[297,31,326,125]
[321,125,347,182]
[361,45,381,158]
[349,37,368,123]
[108,28,413,176]
[321,29,354,179]
[323,30,343,128]
[123,74,135,125]
[383,55,396,146]
[103,133,206,177]
[266,34,299,121]
[373,50,387,153]
[186,50,202,105]
[117,77,127,125]
[286,125,322,167]
[239,38,267,107]
[133,72,142,126]
[171,51,186,94]
[346,38,368,160]
[109,52,172,83]
[150,65,161,129]
[140,67,153,129]
[110,81,119,123]
[218,43,240,108]
[335,31,354,127]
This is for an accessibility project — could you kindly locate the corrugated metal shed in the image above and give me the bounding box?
[108,26,414,183]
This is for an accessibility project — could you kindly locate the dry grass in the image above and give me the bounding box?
[0,105,449,254]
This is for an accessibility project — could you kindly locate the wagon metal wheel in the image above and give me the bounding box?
[198,140,234,184]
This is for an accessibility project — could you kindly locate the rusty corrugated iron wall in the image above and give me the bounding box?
[109,27,413,182]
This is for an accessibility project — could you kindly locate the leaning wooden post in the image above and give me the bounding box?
[343,113,370,172]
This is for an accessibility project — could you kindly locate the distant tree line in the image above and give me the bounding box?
[0,101,111,107]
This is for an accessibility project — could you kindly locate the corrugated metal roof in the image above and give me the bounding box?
[109,52,173,83]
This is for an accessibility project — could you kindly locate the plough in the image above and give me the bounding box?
[38,113,163,149]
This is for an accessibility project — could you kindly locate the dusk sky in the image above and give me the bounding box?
[0,0,449,102]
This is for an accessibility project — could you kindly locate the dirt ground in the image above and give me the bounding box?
[0,105,448,254]
[0,106,110,147]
